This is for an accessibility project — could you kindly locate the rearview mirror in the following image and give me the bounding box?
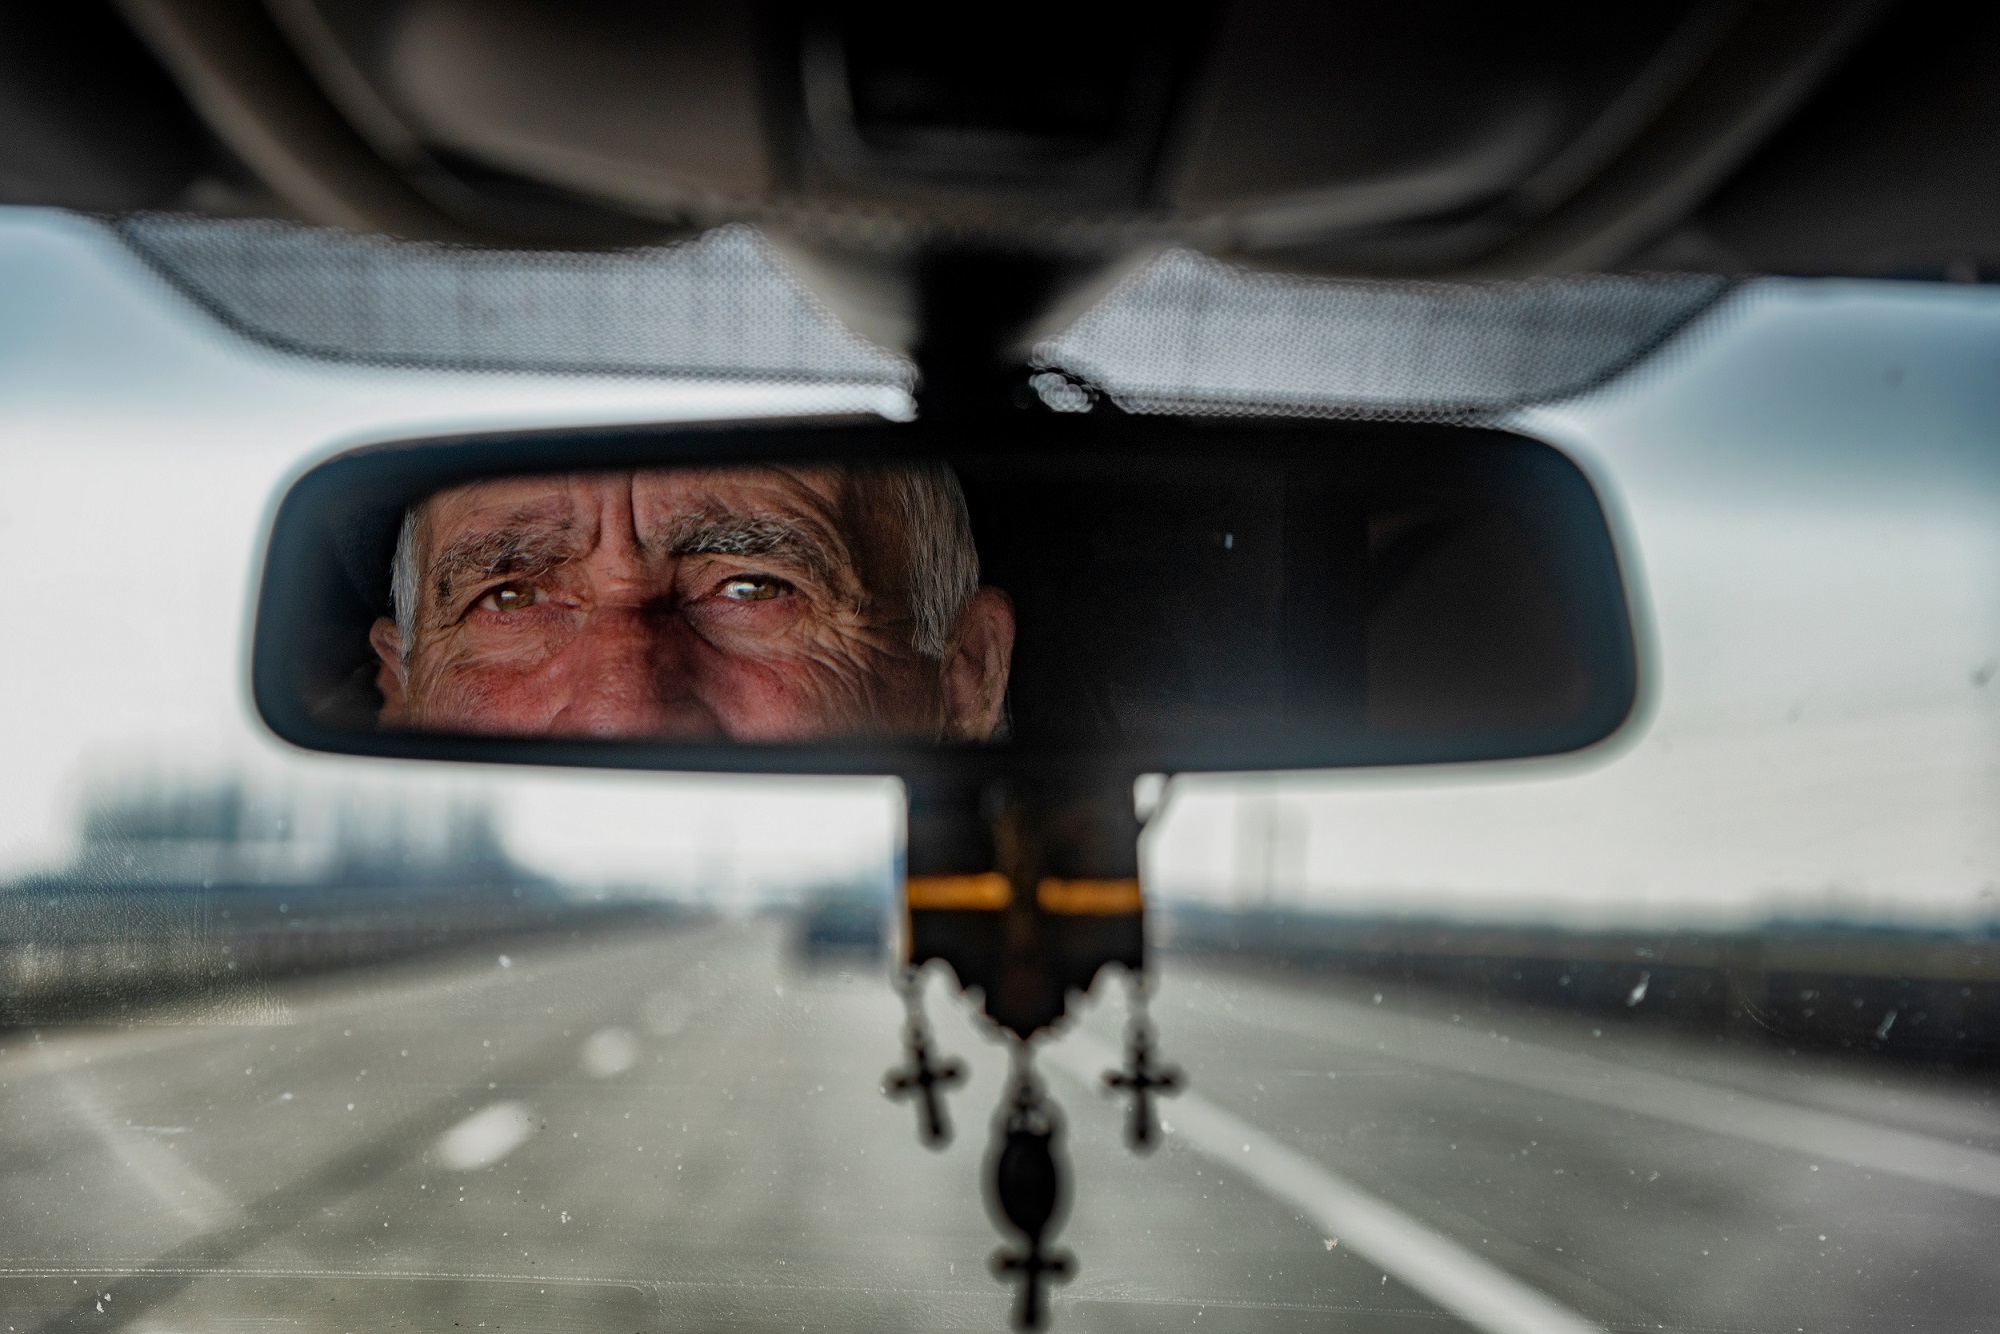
[253,412,1637,779]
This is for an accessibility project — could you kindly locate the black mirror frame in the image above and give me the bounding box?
[251,409,1640,786]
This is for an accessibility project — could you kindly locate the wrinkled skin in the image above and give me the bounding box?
[369,466,1014,742]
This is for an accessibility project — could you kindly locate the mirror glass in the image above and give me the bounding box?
[257,419,1636,771]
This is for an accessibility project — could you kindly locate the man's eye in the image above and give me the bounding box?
[720,575,786,602]
[478,583,540,612]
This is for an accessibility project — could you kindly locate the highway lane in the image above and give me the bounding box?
[1077,961,2000,1333]
[0,919,1995,1332]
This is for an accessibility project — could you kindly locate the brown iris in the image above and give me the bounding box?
[481,583,538,612]
[720,576,784,601]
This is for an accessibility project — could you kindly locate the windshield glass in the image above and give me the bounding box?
[3,212,1998,1333]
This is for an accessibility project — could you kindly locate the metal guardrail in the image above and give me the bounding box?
[0,887,686,1025]
[1160,905,2000,1062]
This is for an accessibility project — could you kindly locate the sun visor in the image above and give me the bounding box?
[1033,249,1731,421]
[111,215,915,388]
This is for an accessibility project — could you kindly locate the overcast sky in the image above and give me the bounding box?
[2,209,1997,928]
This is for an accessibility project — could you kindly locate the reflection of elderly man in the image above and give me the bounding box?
[369,464,1014,742]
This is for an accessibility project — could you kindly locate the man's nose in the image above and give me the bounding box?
[544,602,719,739]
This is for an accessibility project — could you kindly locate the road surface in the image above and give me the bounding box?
[2,918,1996,1332]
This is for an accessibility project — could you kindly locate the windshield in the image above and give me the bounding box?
[3,212,1998,1333]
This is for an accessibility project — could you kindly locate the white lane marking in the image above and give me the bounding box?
[55,1071,240,1233]
[1046,1033,1603,1334]
[579,1026,640,1078]
[434,1102,538,1170]
[1197,979,2000,1199]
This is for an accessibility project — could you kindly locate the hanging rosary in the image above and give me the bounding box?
[890,776,1178,1328]
[884,958,1181,1328]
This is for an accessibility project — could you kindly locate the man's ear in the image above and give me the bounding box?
[941,587,1015,741]
[368,617,411,726]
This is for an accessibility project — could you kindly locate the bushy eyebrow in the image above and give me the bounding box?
[428,518,582,613]
[659,508,850,595]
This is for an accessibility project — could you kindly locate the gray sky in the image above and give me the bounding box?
[2,209,1996,928]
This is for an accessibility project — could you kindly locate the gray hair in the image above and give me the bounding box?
[390,503,422,660]
[876,461,980,659]
[388,463,979,661]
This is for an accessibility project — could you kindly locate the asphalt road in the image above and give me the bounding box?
[2,918,1997,1333]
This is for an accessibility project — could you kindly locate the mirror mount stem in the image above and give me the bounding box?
[910,249,1073,421]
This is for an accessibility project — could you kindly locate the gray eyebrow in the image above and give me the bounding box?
[418,504,857,623]
[660,509,849,593]
[428,522,582,613]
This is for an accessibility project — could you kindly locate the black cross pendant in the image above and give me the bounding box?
[1104,1025,1182,1152]
[992,1239,1073,1330]
[885,1021,965,1146]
